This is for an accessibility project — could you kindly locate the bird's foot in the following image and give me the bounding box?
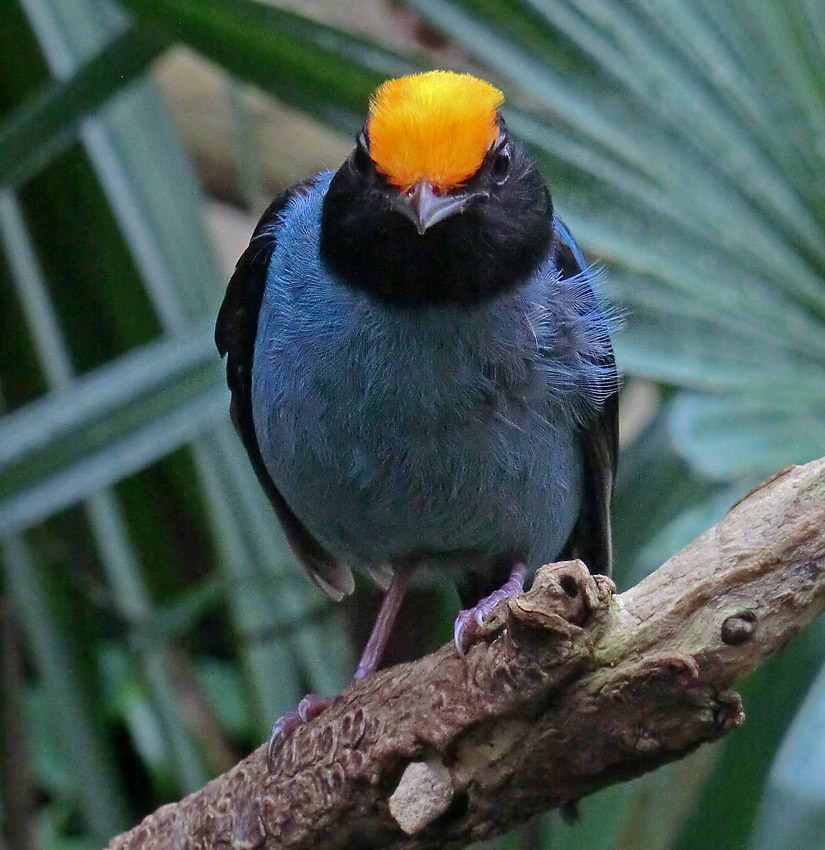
[267,693,333,769]
[454,562,528,655]
[266,568,412,770]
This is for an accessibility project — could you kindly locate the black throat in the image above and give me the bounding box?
[319,142,554,307]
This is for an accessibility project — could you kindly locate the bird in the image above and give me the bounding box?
[215,70,618,760]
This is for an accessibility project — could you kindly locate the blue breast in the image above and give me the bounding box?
[251,172,609,582]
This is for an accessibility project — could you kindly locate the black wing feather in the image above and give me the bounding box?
[215,177,355,600]
[553,224,619,577]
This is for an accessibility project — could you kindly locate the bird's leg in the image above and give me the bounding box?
[268,565,409,768]
[454,561,529,654]
[354,565,409,679]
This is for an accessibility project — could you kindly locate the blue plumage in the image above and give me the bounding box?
[251,172,611,589]
[215,72,619,754]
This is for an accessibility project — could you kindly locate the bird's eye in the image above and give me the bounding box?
[491,145,511,183]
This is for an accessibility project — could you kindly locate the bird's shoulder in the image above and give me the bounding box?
[215,174,321,375]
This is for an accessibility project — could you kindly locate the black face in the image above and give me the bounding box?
[319,121,554,306]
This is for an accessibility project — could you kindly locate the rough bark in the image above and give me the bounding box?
[107,457,825,850]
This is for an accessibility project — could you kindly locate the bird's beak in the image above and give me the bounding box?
[392,179,487,235]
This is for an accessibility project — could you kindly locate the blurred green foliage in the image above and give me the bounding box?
[1,0,824,848]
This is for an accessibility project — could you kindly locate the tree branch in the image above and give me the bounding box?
[106,457,825,850]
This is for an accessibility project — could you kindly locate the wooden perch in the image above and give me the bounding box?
[106,457,825,850]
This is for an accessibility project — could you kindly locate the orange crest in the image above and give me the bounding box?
[367,71,504,193]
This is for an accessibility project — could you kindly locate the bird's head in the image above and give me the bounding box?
[320,71,554,305]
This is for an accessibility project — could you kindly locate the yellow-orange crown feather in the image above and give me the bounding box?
[367,71,504,193]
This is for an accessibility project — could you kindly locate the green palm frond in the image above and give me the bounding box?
[2,0,823,847]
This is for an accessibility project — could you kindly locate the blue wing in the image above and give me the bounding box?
[553,214,619,576]
[215,175,355,600]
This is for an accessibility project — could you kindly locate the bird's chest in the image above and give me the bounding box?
[252,287,583,566]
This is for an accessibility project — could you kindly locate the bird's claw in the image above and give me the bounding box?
[267,694,333,769]
[453,563,528,655]
[453,588,512,655]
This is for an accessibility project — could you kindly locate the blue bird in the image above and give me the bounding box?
[215,71,618,758]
